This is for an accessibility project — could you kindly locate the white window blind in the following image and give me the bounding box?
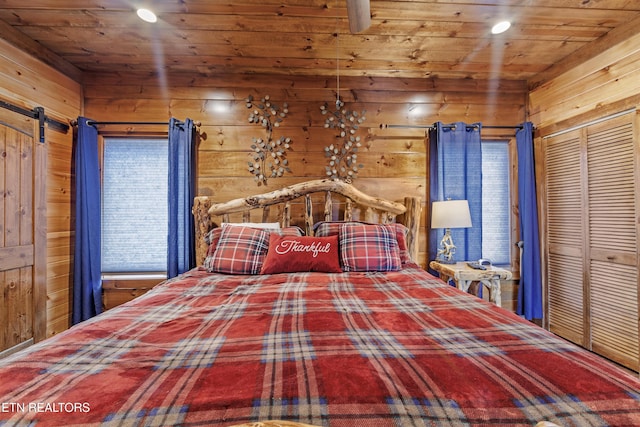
[481,141,511,264]
[102,138,168,273]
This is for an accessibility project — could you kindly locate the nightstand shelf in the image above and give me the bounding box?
[429,261,512,306]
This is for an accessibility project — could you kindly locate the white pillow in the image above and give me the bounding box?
[221,222,280,229]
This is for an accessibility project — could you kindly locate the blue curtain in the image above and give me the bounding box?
[428,122,483,263]
[167,118,196,278]
[516,122,543,319]
[72,117,102,324]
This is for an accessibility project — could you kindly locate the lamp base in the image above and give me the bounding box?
[435,228,457,264]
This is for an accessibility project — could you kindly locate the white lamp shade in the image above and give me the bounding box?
[431,200,472,229]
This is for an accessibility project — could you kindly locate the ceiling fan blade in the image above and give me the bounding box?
[346,0,371,33]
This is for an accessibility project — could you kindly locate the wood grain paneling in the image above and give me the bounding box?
[1,1,639,81]
[45,129,74,337]
[102,278,163,310]
[529,31,640,129]
[82,71,526,268]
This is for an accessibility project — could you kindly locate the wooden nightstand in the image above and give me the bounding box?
[429,261,512,306]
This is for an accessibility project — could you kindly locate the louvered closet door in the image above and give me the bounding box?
[586,115,638,370]
[545,129,586,346]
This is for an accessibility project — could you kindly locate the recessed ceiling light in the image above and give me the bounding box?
[491,21,511,35]
[136,8,157,23]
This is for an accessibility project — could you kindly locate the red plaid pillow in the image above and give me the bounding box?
[315,221,411,264]
[207,225,270,274]
[279,226,305,237]
[261,234,342,274]
[339,223,402,272]
[202,228,223,270]
[386,223,411,264]
[313,221,345,237]
[202,224,302,274]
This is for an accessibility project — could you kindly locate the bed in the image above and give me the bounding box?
[0,179,638,426]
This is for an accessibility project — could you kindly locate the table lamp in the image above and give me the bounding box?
[431,200,472,264]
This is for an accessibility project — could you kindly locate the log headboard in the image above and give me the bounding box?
[193,179,421,266]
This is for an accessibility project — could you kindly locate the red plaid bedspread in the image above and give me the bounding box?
[1,266,638,426]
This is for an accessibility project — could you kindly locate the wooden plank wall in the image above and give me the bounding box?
[45,120,75,336]
[529,32,640,131]
[83,72,527,268]
[0,38,82,339]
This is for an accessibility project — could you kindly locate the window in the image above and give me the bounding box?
[102,138,168,273]
[481,140,511,265]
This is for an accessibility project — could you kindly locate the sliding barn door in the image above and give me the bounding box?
[0,109,46,356]
[544,112,639,371]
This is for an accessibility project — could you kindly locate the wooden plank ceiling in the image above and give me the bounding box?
[0,0,639,84]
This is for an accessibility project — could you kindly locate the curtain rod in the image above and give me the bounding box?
[69,120,202,127]
[0,100,69,142]
[379,123,524,130]
[90,121,169,126]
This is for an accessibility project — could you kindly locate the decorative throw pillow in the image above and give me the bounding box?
[339,223,402,272]
[313,220,346,237]
[202,228,223,270]
[260,234,342,274]
[386,223,411,264]
[315,221,411,264]
[203,225,303,269]
[207,225,270,274]
[204,227,221,246]
[278,226,305,237]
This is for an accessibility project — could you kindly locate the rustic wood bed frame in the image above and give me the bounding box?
[193,179,421,266]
